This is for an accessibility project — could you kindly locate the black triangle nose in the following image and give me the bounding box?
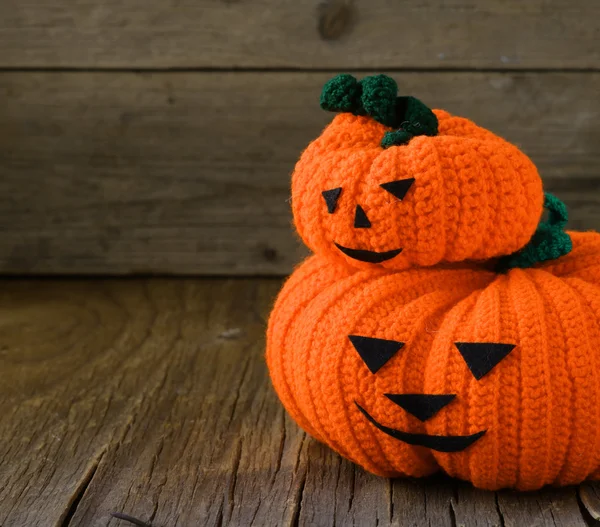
[384,394,456,422]
[354,205,371,228]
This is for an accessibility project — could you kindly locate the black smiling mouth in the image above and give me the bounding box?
[334,243,403,264]
[355,402,486,453]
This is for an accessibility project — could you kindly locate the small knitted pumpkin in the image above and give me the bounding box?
[292,74,544,270]
[267,231,600,490]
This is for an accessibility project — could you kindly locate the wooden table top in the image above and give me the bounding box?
[1,278,599,527]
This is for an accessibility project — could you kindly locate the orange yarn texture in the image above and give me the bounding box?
[268,76,599,490]
[267,232,600,490]
[292,110,544,270]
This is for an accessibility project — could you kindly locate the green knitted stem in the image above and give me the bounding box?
[497,193,573,271]
[381,129,412,148]
[403,97,439,137]
[359,75,398,128]
[381,97,439,147]
[320,74,399,127]
[319,74,439,146]
[320,74,362,113]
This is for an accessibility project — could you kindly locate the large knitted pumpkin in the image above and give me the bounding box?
[266,231,600,490]
[292,74,544,270]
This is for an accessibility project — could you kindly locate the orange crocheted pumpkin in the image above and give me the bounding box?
[292,74,544,270]
[267,231,600,490]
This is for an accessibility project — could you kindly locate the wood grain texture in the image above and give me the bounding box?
[0,278,594,527]
[496,488,590,527]
[0,71,598,275]
[451,484,503,526]
[580,482,600,522]
[1,0,599,68]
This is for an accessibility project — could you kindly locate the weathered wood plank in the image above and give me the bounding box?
[0,278,594,526]
[0,278,303,526]
[64,280,311,526]
[451,482,503,526]
[0,279,199,526]
[580,482,600,521]
[0,72,598,275]
[390,477,455,527]
[496,487,589,527]
[296,442,394,526]
[0,0,598,68]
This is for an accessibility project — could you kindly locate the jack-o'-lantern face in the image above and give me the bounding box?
[349,335,515,452]
[321,177,415,264]
[267,232,600,490]
[291,74,543,270]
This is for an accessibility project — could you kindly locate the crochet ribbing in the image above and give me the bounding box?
[292,110,543,271]
[266,232,600,490]
[267,74,598,491]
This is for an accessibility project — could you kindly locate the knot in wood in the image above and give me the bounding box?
[318,0,354,41]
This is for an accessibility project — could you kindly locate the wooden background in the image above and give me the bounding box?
[2,4,600,526]
[0,0,599,275]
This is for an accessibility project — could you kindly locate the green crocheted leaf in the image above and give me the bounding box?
[498,192,573,271]
[403,97,438,137]
[543,191,569,230]
[320,74,362,113]
[359,74,398,128]
[381,129,412,148]
[381,96,439,147]
[320,74,439,146]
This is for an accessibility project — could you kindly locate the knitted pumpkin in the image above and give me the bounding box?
[292,74,544,270]
[266,231,600,490]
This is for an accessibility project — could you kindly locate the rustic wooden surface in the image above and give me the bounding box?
[0,278,599,527]
[0,71,598,275]
[1,0,599,68]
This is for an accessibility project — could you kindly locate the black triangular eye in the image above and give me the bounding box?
[380,178,415,201]
[322,187,342,213]
[348,335,404,374]
[455,342,516,380]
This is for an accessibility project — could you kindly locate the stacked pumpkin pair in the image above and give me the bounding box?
[266,74,600,491]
